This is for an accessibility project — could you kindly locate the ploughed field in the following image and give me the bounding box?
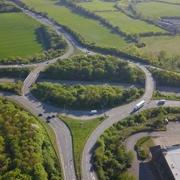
[0,12,43,59]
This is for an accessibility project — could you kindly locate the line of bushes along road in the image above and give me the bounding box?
[41,55,145,84]
[31,82,144,110]
[149,67,180,87]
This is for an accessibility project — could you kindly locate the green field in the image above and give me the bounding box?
[96,11,165,34]
[22,0,128,49]
[141,35,180,56]
[136,1,180,19]
[78,0,115,11]
[79,0,165,34]
[0,12,43,58]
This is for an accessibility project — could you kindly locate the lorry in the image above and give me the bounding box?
[134,100,145,111]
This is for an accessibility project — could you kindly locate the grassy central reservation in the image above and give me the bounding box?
[0,12,43,58]
[60,116,105,179]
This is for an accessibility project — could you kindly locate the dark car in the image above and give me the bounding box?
[38,113,43,117]
[46,116,51,120]
[46,120,50,123]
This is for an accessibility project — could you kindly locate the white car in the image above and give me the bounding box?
[89,110,97,115]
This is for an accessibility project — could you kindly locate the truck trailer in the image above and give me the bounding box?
[134,100,145,111]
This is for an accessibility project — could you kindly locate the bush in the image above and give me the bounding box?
[0,81,22,95]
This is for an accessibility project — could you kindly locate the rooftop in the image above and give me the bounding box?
[163,145,180,180]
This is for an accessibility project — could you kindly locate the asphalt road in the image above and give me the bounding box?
[3,2,180,180]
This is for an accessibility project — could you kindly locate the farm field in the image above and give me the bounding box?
[96,11,165,34]
[159,0,180,3]
[141,35,180,56]
[78,0,165,34]
[0,12,43,59]
[136,1,180,19]
[22,0,128,49]
[78,0,115,11]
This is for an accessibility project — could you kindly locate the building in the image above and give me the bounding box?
[150,145,180,180]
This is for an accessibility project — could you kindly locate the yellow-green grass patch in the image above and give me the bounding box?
[78,0,116,11]
[96,11,165,34]
[140,35,180,56]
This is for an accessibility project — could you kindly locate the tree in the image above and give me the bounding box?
[33,163,48,180]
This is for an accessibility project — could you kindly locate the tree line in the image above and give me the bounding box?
[42,55,145,84]
[0,98,62,179]
[36,25,67,51]
[0,67,31,78]
[0,0,21,13]
[149,67,180,87]
[31,82,144,109]
[93,106,180,180]
[0,81,22,95]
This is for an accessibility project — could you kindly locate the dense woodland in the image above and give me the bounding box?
[94,107,180,180]
[42,55,145,84]
[149,67,180,87]
[0,98,62,179]
[31,82,143,109]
